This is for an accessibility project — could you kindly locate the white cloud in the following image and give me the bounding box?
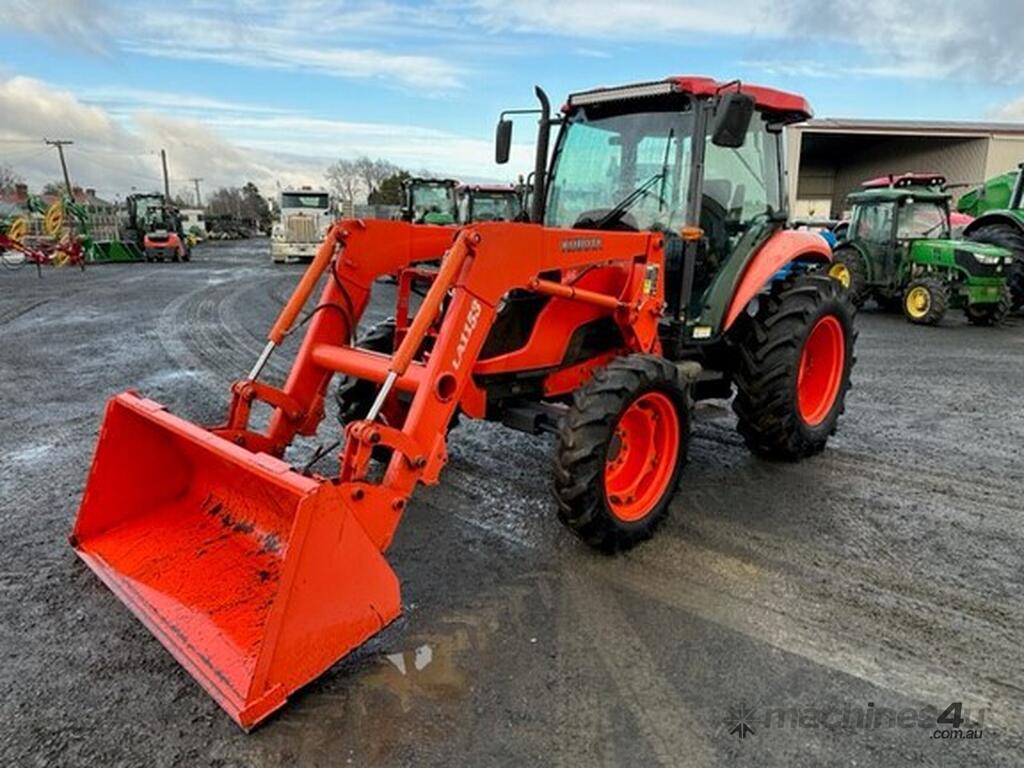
[466,0,783,38]
[3,1,464,92]
[467,0,1024,85]
[989,98,1024,122]
[0,0,115,54]
[0,76,528,201]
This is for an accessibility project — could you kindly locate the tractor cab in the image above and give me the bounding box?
[497,77,813,335]
[400,178,458,225]
[831,177,1013,324]
[846,184,951,275]
[457,184,521,223]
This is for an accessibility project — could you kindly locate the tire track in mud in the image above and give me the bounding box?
[695,419,1022,513]
[561,567,718,767]
[0,298,49,326]
[608,531,1024,740]
[155,272,293,398]
[439,421,1024,742]
[552,569,617,768]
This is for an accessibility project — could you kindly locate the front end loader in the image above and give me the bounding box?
[72,76,857,728]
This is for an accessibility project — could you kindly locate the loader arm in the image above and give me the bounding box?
[72,218,666,729]
[271,221,664,503]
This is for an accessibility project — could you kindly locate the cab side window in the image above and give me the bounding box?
[853,203,893,243]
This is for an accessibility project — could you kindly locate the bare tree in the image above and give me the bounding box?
[0,164,23,195]
[352,156,400,199]
[325,159,366,204]
[174,185,196,207]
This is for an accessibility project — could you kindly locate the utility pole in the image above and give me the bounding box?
[44,139,74,195]
[190,177,203,207]
[160,149,171,201]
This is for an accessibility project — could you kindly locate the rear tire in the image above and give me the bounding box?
[903,277,948,325]
[732,273,857,460]
[964,286,1012,326]
[829,245,869,307]
[554,355,689,552]
[967,222,1024,311]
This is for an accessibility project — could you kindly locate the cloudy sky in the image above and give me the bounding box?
[2,0,1023,202]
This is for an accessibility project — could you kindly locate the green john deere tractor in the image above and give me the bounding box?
[958,163,1024,311]
[830,175,1014,326]
[399,177,458,225]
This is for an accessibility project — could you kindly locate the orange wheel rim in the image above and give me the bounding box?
[603,391,680,522]
[797,315,845,427]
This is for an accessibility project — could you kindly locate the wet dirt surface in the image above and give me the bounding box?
[1,241,1022,767]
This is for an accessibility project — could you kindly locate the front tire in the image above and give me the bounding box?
[964,286,1011,326]
[733,273,857,460]
[554,355,689,552]
[903,277,948,325]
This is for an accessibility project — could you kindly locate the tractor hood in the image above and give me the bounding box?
[909,238,1013,279]
[912,238,1012,263]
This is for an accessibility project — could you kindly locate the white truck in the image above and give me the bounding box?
[271,186,334,263]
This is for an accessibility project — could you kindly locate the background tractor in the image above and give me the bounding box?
[830,175,1013,326]
[456,183,522,223]
[72,76,856,728]
[125,193,190,262]
[399,177,459,224]
[959,163,1024,311]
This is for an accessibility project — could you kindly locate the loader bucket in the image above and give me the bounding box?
[71,392,401,729]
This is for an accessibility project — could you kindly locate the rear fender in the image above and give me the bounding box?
[722,230,831,331]
[962,211,1024,239]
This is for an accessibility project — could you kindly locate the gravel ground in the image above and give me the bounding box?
[1,240,1022,767]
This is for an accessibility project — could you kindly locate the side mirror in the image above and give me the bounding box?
[711,92,755,148]
[495,119,513,164]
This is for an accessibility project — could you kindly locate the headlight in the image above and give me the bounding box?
[973,252,1004,265]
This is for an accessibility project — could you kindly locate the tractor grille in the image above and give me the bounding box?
[955,248,1002,278]
[286,215,317,243]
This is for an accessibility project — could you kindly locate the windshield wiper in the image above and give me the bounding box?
[595,172,665,229]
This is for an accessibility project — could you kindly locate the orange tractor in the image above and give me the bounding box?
[72,76,856,728]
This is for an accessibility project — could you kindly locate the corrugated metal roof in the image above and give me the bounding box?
[795,118,1024,137]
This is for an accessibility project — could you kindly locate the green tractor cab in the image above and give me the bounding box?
[959,163,1024,311]
[399,177,459,225]
[832,175,1013,326]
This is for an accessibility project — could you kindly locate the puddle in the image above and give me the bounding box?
[366,627,473,713]
[255,582,539,765]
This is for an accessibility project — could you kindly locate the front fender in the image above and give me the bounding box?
[722,230,831,331]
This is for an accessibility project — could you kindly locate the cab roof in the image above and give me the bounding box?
[566,76,812,122]
[847,185,950,205]
[458,183,516,194]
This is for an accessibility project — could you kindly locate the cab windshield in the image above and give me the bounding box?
[412,184,456,224]
[546,107,694,231]
[466,192,519,222]
[897,201,949,239]
[281,193,329,209]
